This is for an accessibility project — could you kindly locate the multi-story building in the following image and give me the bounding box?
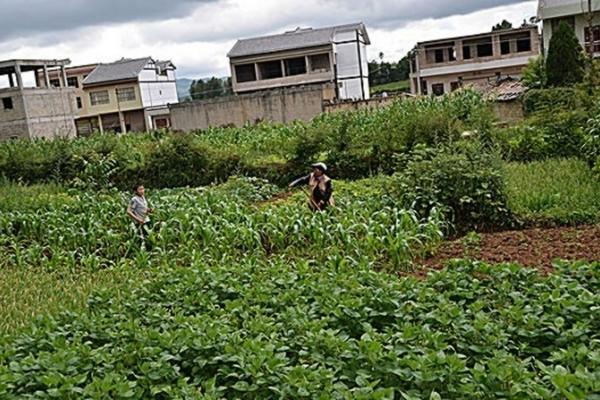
[0,59,77,140]
[538,0,600,57]
[228,23,370,101]
[40,57,178,135]
[409,26,541,96]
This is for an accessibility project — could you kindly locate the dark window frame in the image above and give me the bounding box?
[235,64,257,83]
[2,97,13,110]
[284,57,307,76]
[431,83,445,96]
[257,60,284,80]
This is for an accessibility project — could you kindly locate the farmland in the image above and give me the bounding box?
[0,89,599,398]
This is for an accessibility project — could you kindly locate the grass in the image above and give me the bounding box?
[0,267,139,335]
[504,158,600,225]
[370,79,410,95]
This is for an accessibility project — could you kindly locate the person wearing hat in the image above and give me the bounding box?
[288,163,335,211]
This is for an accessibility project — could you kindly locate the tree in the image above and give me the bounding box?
[492,20,513,31]
[522,56,547,89]
[546,22,585,87]
[189,77,232,100]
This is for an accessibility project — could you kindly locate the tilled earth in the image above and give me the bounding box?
[422,224,600,274]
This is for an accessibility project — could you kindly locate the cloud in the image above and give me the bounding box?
[0,0,214,41]
[0,0,538,78]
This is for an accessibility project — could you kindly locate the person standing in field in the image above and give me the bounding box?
[127,183,154,249]
[289,163,334,211]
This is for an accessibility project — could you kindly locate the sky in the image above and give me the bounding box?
[0,0,538,80]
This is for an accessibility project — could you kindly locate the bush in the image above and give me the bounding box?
[546,22,585,87]
[392,143,512,233]
[522,87,582,115]
[582,102,600,170]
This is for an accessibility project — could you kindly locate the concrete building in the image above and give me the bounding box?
[409,26,541,96]
[228,23,370,101]
[0,59,77,141]
[538,0,600,57]
[40,57,178,135]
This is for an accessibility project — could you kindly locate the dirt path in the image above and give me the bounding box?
[422,224,600,273]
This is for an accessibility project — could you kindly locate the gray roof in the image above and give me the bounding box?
[228,22,369,58]
[82,57,151,86]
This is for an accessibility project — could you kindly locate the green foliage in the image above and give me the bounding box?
[522,87,582,115]
[505,158,600,225]
[492,19,513,31]
[189,77,232,100]
[0,90,491,189]
[582,101,600,170]
[522,56,547,89]
[546,22,585,87]
[368,54,410,88]
[392,143,512,232]
[495,106,588,162]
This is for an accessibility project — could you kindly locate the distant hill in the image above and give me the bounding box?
[176,78,193,101]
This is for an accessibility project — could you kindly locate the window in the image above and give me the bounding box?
[67,77,79,88]
[448,48,456,61]
[450,81,461,92]
[284,57,307,76]
[90,90,109,106]
[258,60,283,80]
[477,40,493,57]
[309,54,331,72]
[463,45,472,60]
[434,49,444,63]
[516,36,532,52]
[116,87,136,102]
[500,40,511,55]
[585,26,600,53]
[2,97,13,110]
[76,97,82,109]
[235,64,256,83]
[431,83,445,96]
[420,79,428,95]
[49,79,60,87]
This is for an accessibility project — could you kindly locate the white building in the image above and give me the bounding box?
[42,57,178,135]
[227,23,370,101]
[538,0,600,56]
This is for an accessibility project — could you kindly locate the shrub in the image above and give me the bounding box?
[392,143,512,233]
[522,87,582,115]
[546,22,585,87]
[582,102,600,169]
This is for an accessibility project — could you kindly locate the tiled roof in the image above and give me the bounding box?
[470,78,527,101]
[228,22,369,58]
[82,57,151,85]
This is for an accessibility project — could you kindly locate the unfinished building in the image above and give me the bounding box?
[0,59,77,140]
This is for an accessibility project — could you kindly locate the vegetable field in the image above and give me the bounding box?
[0,176,599,399]
[1,89,599,398]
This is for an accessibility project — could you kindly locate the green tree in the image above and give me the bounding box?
[522,56,547,89]
[546,22,585,87]
[492,19,513,31]
[190,77,232,100]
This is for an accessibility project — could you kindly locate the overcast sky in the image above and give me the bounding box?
[0,0,538,79]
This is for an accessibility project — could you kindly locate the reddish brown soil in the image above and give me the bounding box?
[421,224,600,274]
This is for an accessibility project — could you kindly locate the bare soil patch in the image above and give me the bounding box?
[422,224,600,273]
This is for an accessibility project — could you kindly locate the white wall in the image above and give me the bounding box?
[333,30,369,100]
[140,81,178,108]
[138,61,178,108]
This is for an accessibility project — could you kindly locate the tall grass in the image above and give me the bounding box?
[504,158,600,225]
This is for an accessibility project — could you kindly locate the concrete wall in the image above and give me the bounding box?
[492,100,524,125]
[323,95,400,113]
[171,84,331,132]
[23,88,77,139]
[0,88,29,140]
[0,87,76,140]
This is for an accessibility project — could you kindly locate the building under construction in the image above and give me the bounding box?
[0,59,77,141]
